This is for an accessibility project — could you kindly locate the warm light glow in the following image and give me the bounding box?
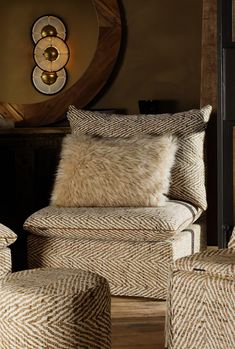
[44,47,59,61]
[34,36,69,72]
[32,66,67,94]
[41,71,58,85]
[41,25,57,37]
[32,15,66,43]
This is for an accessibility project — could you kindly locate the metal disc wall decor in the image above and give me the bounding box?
[32,15,69,95]
[32,15,66,43]
[0,0,121,126]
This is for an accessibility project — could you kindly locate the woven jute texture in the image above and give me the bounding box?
[167,249,235,349]
[228,226,235,249]
[0,268,111,349]
[24,201,202,242]
[0,223,17,248]
[0,248,12,279]
[27,223,204,299]
[67,105,212,210]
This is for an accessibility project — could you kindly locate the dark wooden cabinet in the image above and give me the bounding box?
[217,0,235,247]
[0,128,69,270]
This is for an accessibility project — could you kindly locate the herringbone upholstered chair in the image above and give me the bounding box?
[0,223,17,278]
[166,248,235,349]
[0,268,111,349]
[24,105,212,299]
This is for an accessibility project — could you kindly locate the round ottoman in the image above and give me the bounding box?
[0,268,111,349]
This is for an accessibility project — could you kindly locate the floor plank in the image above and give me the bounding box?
[111,296,166,349]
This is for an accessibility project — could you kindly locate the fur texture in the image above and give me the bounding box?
[51,134,178,207]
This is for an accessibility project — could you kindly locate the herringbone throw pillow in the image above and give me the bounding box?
[67,105,212,210]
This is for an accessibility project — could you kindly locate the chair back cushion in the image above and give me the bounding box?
[67,105,212,210]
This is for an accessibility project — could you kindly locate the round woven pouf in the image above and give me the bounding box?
[0,268,111,349]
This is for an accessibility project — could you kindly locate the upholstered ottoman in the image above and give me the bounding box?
[0,224,17,278]
[0,268,111,349]
[166,248,235,349]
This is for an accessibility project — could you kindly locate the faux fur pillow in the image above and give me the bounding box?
[51,134,178,207]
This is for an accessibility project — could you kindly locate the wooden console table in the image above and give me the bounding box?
[0,127,69,270]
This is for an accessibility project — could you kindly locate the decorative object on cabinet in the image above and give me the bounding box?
[138,100,177,114]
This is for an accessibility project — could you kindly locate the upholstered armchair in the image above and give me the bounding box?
[24,105,212,299]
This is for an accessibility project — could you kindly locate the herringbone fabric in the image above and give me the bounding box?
[68,105,211,138]
[24,200,202,242]
[27,223,204,299]
[228,226,235,249]
[0,268,111,349]
[0,248,12,279]
[0,223,17,248]
[167,249,235,349]
[0,224,16,279]
[67,105,212,210]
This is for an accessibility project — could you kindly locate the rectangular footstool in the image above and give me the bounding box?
[166,248,235,349]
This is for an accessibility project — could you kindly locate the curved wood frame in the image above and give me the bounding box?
[0,0,121,126]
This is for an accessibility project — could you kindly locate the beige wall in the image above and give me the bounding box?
[93,0,203,113]
[0,0,202,113]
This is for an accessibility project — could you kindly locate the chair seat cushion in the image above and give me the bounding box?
[24,200,202,242]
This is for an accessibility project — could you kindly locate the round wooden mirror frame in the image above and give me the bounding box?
[0,0,121,127]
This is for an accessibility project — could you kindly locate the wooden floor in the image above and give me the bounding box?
[111,296,166,349]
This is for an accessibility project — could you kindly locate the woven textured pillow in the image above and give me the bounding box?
[0,223,17,248]
[51,133,178,207]
[67,105,212,210]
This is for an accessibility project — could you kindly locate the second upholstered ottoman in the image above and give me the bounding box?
[0,268,111,349]
[166,248,235,349]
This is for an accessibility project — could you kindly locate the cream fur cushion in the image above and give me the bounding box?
[51,134,178,207]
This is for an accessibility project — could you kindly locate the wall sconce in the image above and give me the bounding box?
[31,15,69,95]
